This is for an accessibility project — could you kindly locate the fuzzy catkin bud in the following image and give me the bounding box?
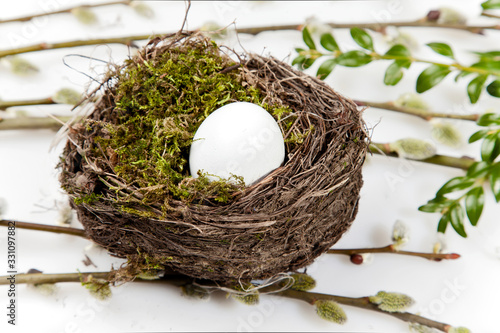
[448,327,471,333]
[5,56,39,76]
[230,284,259,305]
[385,28,419,52]
[130,1,155,18]
[436,8,467,25]
[52,88,82,105]
[136,270,161,280]
[409,322,440,333]
[181,284,210,300]
[0,197,6,218]
[71,7,98,25]
[82,276,112,301]
[369,291,414,312]
[394,93,430,111]
[289,273,316,291]
[430,120,462,148]
[392,220,409,249]
[389,138,437,160]
[314,300,347,324]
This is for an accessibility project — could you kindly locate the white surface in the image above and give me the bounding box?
[190,102,285,185]
[0,1,499,332]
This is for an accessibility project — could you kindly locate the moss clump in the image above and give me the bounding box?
[89,40,291,212]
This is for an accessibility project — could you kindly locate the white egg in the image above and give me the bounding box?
[189,101,285,185]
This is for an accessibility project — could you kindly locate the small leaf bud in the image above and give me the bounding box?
[392,220,410,249]
[314,300,347,324]
[289,273,316,291]
[369,291,415,312]
[52,88,82,105]
[350,254,363,265]
[71,7,98,25]
[181,284,210,301]
[430,120,463,148]
[130,1,155,18]
[389,138,437,160]
[394,93,430,111]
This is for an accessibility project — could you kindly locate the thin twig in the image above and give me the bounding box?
[0,0,132,25]
[328,244,460,261]
[0,270,455,332]
[0,220,87,238]
[0,116,73,130]
[481,11,500,20]
[355,100,480,122]
[0,98,55,111]
[369,143,476,170]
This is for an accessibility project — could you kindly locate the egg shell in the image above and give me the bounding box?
[189,101,285,185]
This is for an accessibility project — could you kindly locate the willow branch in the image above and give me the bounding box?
[0,97,55,110]
[370,142,476,170]
[481,12,500,20]
[0,116,73,130]
[328,244,460,261]
[355,100,480,122]
[235,19,496,35]
[0,220,87,238]
[0,271,455,332]
[0,0,132,25]
[265,288,452,332]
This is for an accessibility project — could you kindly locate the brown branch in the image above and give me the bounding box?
[328,244,460,261]
[0,271,457,332]
[0,97,55,110]
[0,116,73,130]
[0,220,87,238]
[370,142,476,170]
[0,0,132,25]
[355,100,480,122]
[481,11,500,20]
[235,19,496,36]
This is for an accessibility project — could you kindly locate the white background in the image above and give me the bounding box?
[0,1,499,332]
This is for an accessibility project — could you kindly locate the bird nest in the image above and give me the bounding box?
[59,31,369,283]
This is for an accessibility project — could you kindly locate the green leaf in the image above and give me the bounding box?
[316,59,337,80]
[449,203,467,238]
[437,213,449,233]
[436,176,475,196]
[466,161,490,178]
[427,42,455,59]
[302,26,316,50]
[336,50,372,67]
[320,33,339,52]
[465,187,484,226]
[385,44,411,57]
[486,80,500,97]
[418,197,450,213]
[482,0,500,10]
[302,57,316,69]
[454,71,473,82]
[416,64,451,93]
[473,50,500,62]
[292,55,306,67]
[469,129,490,143]
[384,62,404,86]
[467,75,488,104]
[490,162,500,202]
[350,27,374,51]
[477,113,500,126]
[470,61,500,71]
[481,133,500,162]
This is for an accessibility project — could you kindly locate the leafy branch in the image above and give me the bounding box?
[293,26,500,104]
[419,113,500,237]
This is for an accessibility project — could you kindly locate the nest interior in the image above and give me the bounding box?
[59,32,369,283]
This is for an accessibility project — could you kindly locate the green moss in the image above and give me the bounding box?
[74,193,102,205]
[84,39,309,217]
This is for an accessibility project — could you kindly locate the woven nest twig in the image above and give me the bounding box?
[59,32,369,283]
